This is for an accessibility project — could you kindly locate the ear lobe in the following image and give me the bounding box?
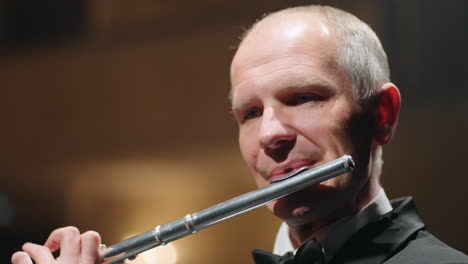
[374,83,401,145]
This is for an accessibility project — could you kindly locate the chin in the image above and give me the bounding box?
[270,184,341,225]
[271,193,319,225]
[276,205,316,224]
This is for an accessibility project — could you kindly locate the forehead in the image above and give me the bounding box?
[230,13,347,106]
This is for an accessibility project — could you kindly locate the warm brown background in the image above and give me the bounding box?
[1,0,467,263]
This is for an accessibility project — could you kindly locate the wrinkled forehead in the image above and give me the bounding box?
[230,12,342,101]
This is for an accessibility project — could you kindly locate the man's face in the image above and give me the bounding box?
[230,15,374,227]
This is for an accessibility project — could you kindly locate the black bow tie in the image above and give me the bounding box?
[252,239,326,264]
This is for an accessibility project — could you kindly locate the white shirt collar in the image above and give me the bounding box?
[273,188,393,261]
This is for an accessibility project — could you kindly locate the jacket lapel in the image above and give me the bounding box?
[329,197,426,264]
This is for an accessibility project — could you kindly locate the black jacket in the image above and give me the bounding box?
[253,197,468,263]
[330,197,468,263]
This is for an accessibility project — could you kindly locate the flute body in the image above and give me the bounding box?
[102,155,355,264]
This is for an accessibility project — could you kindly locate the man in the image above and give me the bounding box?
[230,5,467,264]
[11,5,468,264]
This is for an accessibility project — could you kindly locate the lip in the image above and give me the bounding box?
[268,160,317,183]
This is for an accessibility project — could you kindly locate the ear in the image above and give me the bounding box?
[374,83,401,145]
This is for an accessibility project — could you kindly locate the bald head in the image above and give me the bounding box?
[231,10,344,97]
[234,5,390,105]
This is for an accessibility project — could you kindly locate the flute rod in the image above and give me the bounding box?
[102,155,355,264]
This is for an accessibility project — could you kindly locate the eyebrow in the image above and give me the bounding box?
[279,81,336,97]
[231,97,256,115]
[230,77,337,111]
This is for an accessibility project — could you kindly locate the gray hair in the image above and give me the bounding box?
[322,6,390,103]
[319,6,388,177]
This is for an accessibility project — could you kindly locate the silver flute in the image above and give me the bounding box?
[102,155,355,264]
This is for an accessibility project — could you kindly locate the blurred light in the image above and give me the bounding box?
[123,234,178,264]
[0,193,14,226]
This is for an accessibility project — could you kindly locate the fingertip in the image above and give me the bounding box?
[81,230,103,263]
[21,242,33,251]
[11,251,32,264]
[63,226,80,236]
[82,230,101,241]
[19,243,56,264]
[83,231,102,249]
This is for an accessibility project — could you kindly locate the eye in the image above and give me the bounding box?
[287,93,324,105]
[243,107,263,121]
[295,94,315,104]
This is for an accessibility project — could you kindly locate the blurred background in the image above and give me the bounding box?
[1,0,467,263]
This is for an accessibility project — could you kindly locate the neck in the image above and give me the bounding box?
[287,179,381,248]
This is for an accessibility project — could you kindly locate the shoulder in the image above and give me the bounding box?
[385,230,468,264]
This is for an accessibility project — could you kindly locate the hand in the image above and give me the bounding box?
[11,226,103,264]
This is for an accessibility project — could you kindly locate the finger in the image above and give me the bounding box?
[11,251,33,264]
[80,231,102,264]
[21,243,55,264]
[44,226,81,262]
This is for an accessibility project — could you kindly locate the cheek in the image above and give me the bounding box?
[294,108,354,155]
[238,129,258,166]
[239,128,267,187]
[296,117,342,150]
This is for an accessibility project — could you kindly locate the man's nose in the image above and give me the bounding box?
[258,108,296,151]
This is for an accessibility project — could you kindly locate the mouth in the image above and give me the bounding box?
[268,160,317,183]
